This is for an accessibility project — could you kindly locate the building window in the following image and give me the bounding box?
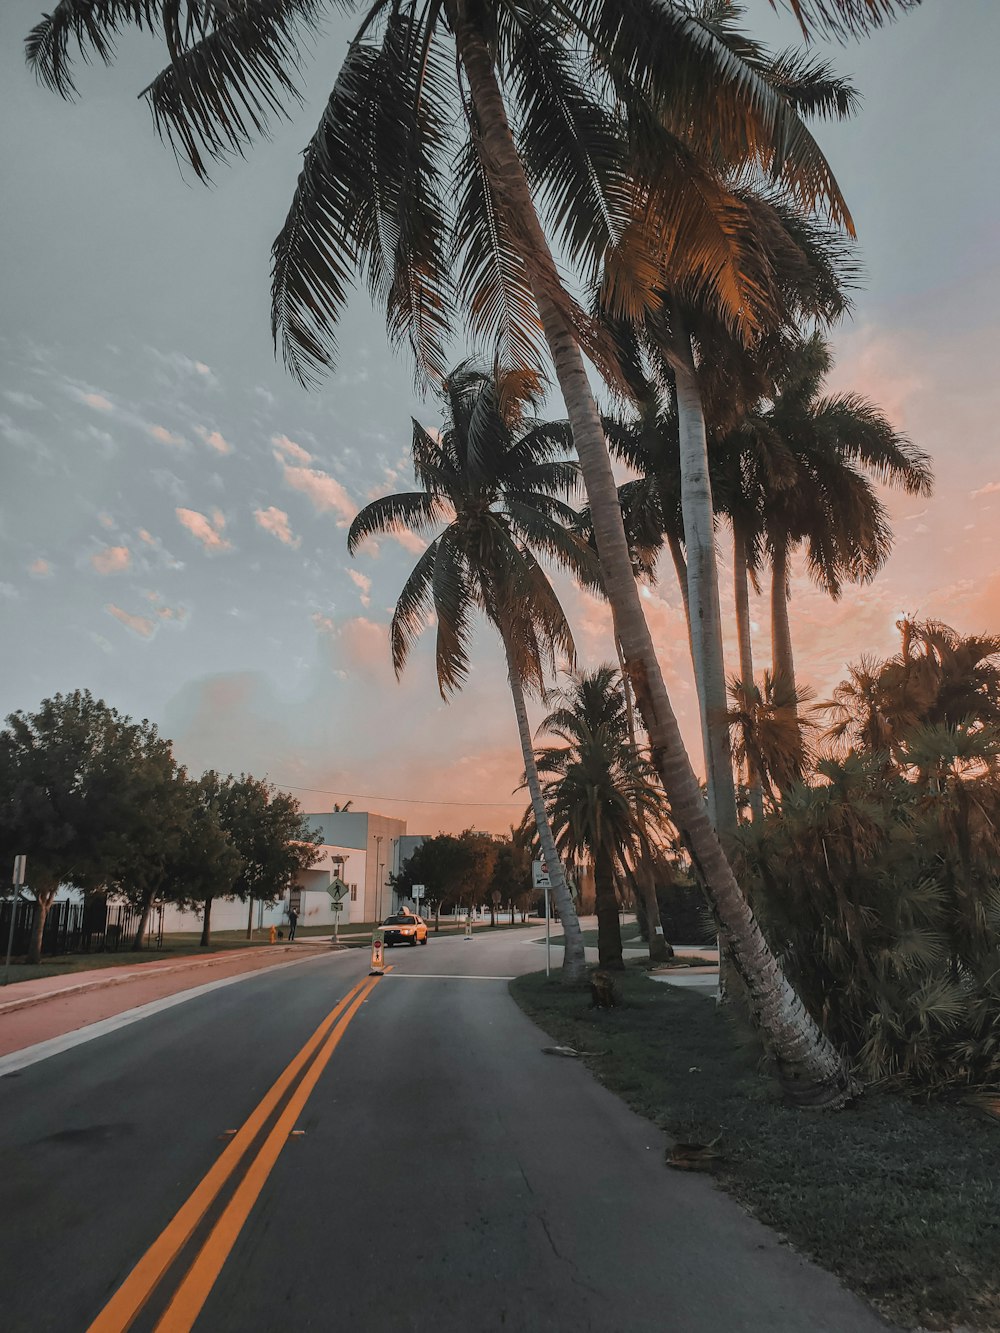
[350,884,357,902]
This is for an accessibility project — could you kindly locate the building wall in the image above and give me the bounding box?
[299,811,407,923]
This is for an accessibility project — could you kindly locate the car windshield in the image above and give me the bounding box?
[384,915,413,925]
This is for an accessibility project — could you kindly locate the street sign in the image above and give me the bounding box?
[12,856,26,887]
[532,860,551,890]
[491,889,501,904]
[328,877,348,902]
[370,929,386,975]
[412,884,425,899]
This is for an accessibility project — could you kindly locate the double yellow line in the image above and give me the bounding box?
[89,971,384,1333]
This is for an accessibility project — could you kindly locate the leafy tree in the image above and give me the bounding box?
[349,362,592,981]
[0,691,177,963]
[393,830,496,928]
[24,0,918,1103]
[210,774,322,940]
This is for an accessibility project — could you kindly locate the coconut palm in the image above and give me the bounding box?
[533,666,670,970]
[348,362,594,982]
[26,0,916,1104]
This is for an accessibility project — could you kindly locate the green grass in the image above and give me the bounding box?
[543,921,643,949]
[510,967,1000,1332]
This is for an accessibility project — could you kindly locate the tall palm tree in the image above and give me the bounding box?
[727,671,816,811]
[26,0,917,1104]
[738,336,933,701]
[534,666,670,970]
[347,362,594,982]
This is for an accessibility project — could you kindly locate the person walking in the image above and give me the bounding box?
[287,906,298,941]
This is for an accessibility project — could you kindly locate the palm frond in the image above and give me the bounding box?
[347,490,448,554]
[144,0,328,180]
[774,0,922,40]
[431,527,475,696]
[453,137,548,379]
[272,10,453,386]
[507,21,630,279]
[26,0,160,97]
[389,535,440,676]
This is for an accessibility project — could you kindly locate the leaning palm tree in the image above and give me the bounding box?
[348,362,594,982]
[534,666,670,970]
[25,0,918,1103]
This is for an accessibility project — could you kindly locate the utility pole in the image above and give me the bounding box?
[373,833,383,925]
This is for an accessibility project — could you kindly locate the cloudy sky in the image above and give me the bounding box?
[2,1,999,836]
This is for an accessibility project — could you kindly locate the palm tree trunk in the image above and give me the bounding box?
[449,5,856,1106]
[671,326,738,844]
[770,538,797,698]
[615,635,671,963]
[501,632,586,984]
[666,532,693,641]
[594,843,624,970]
[733,523,765,823]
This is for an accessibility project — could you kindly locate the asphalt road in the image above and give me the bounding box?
[0,928,891,1332]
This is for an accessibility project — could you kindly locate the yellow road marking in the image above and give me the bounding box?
[154,975,382,1331]
[86,974,373,1333]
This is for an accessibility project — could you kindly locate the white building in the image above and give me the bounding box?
[293,809,409,927]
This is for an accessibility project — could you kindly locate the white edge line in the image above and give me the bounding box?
[0,952,339,1080]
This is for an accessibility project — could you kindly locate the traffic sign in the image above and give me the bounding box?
[532,860,551,890]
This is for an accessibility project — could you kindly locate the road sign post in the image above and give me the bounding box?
[370,928,386,975]
[329,879,348,945]
[532,860,552,977]
[4,856,26,985]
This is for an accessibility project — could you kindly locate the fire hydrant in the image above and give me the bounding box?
[269,924,277,945]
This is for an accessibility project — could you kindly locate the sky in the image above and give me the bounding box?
[2,1,999,837]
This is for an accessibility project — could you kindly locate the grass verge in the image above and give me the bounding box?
[510,966,1000,1332]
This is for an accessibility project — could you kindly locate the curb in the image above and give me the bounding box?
[0,946,304,1017]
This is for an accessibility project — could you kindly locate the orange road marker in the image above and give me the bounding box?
[86,975,372,1333]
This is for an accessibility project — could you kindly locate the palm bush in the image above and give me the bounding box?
[741,647,1000,1092]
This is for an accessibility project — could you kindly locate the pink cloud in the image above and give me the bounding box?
[28,558,52,578]
[91,545,131,575]
[138,529,157,546]
[106,604,155,638]
[81,392,114,413]
[176,507,231,553]
[98,512,115,530]
[311,612,337,634]
[971,481,1000,499]
[195,425,234,455]
[149,424,185,447]
[390,528,427,556]
[348,569,372,605]
[272,434,313,465]
[279,462,357,525]
[254,506,300,548]
[338,617,391,673]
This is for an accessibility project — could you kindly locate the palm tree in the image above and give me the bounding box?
[26,0,916,1104]
[727,672,816,811]
[534,666,670,970]
[348,362,594,982]
[823,619,1000,760]
[740,336,933,701]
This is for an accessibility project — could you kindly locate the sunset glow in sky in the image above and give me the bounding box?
[2,1,999,836]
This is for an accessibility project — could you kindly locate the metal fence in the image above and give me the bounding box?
[0,897,164,958]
